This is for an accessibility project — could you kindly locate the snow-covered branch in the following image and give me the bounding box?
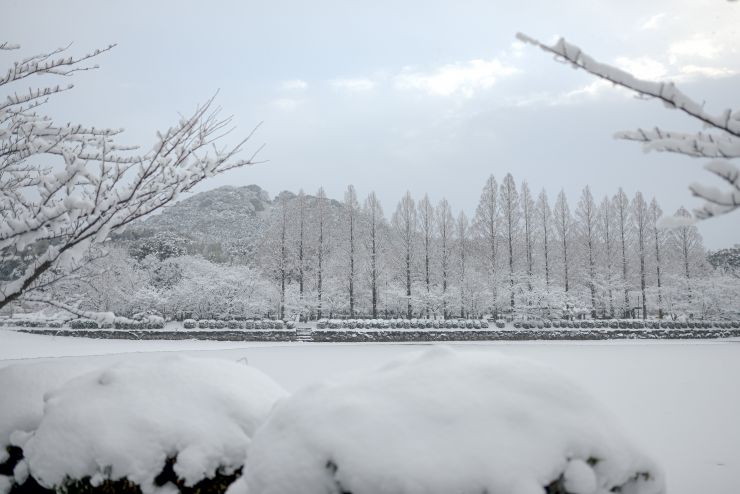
[517,32,740,219]
[615,128,740,159]
[0,43,263,309]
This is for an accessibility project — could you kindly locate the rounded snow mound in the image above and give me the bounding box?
[20,356,287,493]
[232,347,664,494]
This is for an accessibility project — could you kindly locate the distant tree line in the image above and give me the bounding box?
[43,175,739,322]
[256,174,736,321]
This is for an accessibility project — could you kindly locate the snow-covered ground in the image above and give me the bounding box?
[1,330,738,494]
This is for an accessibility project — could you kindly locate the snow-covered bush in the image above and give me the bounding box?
[496,319,506,329]
[316,319,328,330]
[17,357,286,494]
[183,319,197,330]
[69,319,99,330]
[231,348,663,494]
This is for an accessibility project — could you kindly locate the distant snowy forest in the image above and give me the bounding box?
[15,176,738,322]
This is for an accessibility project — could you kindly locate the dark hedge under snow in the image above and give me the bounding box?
[17,329,298,342]
[17,327,740,342]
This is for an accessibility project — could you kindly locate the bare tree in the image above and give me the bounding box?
[576,186,598,317]
[418,194,434,317]
[363,192,385,319]
[344,185,360,317]
[392,191,416,318]
[436,198,454,318]
[521,181,535,291]
[499,173,520,310]
[553,190,573,293]
[456,211,469,318]
[632,192,649,319]
[597,196,616,317]
[518,33,740,219]
[315,187,329,319]
[296,190,307,303]
[649,198,665,319]
[474,175,500,313]
[0,43,262,313]
[613,188,632,316]
[536,190,552,287]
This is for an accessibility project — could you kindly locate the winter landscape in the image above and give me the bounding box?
[2,1,740,493]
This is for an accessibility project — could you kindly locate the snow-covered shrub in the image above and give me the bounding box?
[232,348,663,494]
[69,319,99,330]
[274,321,285,330]
[144,316,165,330]
[198,320,210,329]
[316,319,328,330]
[513,321,522,329]
[495,320,506,329]
[227,320,241,330]
[183,319,197,330]
[47,321,62,329]
[19,357,286,494]
[285,321,296,330]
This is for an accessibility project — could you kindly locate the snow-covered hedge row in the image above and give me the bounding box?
[535,319,740,330]
[195,319,296,330]
[0,320,62,329]
[230,347,664,494]
[316,318,490,330]
[0,357,286,494]
[18,329,299,342]
[310,327,740,343]
[66,318,166,330]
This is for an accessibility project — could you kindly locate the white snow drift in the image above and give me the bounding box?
[11,356,286,493]
[232,347,664,494]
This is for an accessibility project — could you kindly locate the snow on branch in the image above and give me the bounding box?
[517,32,740,220]
[615,128,740,159]
[516,33,740,138]
[0,44,264,311]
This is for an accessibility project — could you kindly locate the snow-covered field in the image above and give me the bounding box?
[1,330,738,494]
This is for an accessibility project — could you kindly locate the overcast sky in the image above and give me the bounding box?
[3,0,739,249]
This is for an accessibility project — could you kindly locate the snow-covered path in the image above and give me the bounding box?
[1,330,739,494]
